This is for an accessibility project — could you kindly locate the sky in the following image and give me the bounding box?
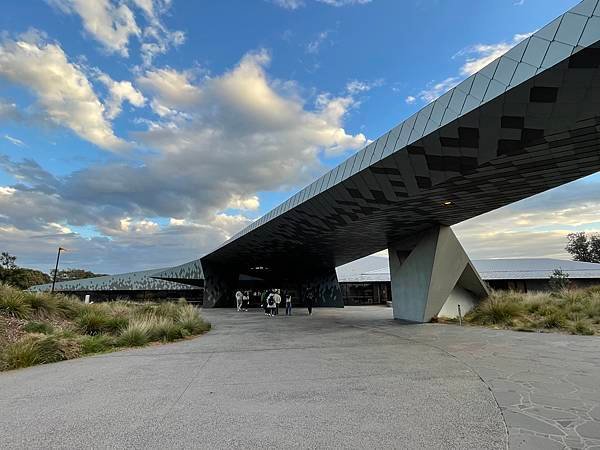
[0,0,597,274]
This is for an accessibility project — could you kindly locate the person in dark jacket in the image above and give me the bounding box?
[306,289,314,316]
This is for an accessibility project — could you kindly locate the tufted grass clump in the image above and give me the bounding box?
[0,284,210,371]
[464,286,600,335]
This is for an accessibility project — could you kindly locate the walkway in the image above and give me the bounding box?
[0,307,598,449]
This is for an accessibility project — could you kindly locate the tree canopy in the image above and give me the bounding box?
[566,232,600,263]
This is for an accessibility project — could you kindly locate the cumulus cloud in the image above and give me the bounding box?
[47,0,185,65]
[0,49,367,271]
[96,72,146,119]
[0,34,129,151]
[136,67,201,116]
[454,176,600,259]
[48,0,140,56]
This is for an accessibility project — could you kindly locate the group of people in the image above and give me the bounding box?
[234,288,315,316]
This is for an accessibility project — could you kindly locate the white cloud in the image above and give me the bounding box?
[416,77,460,103]
[271,0,305,9]
[317,0,372,5]
[407,31,534,104]
[306,30,331,54]
[48,0,140,56]
[0,34,129,151]
[0,100,21,121]
[346,79,383,95]
[97,73,146,119]
[4,135,26,147]
[404,95,416,105]
[228,195,260,211]
[0,49,367,272]
[456,32,534,77]
[47,0,185,65]
[271,0,371,8]
[136,67,201,116]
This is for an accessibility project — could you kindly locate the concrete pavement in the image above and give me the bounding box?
[0,306,598,449]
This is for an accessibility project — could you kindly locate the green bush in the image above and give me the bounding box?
[147,317,184,342]
[0,285,32,318]
[76,309,111,335]
[23,321,54,334]
[22,292,57,318]
[572,320,594,336]
[466,295,523,326]
[0,335,80,370]
[117,320,151,347]
[178,305,211,334]
[542,312,567,329]
[79,334,114,354]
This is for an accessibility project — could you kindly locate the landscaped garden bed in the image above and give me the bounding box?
[0,284,210,371]
[458,286,600,335]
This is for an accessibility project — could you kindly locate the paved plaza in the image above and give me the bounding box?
[0,307,599,449]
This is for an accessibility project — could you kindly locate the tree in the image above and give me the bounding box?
[0,252,17,270]
[0,267,51,289]
[51,268,107,282]
[549,268,571,291]
[566,232,600,263]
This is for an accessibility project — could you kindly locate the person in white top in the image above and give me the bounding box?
[285,293,292,316]
[273,289,282,315]
[235,290,243,312]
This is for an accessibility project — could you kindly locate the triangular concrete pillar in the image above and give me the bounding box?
[388,226,489,323]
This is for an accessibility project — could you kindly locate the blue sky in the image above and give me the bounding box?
[0,0,597,274]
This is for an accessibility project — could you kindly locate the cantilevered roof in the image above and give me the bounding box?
[336,258,600,282]
[201,0,600,276]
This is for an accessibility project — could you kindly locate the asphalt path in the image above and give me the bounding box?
[2,306,595,449]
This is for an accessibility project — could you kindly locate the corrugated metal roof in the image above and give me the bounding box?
[336,258,600,283]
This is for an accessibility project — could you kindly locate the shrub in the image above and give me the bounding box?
[572,320,594,336]
[22,292,57,318]
[117,320,151,347]
[549,269,571,291]
[177,305,211,334]
[53,295,85,319]
[23,321,54,334]
[0,285,32,319]
[155,302,181,321]
[0,334,80,370]
[76,309,111,335]
[148,317,185,342]
[542,312,567,329]
[466,295,523,326]
[79,334,114,354]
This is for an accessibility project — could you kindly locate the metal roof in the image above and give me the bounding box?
[336,258,600,283]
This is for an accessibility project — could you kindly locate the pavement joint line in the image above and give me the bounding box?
[339,320,511,450]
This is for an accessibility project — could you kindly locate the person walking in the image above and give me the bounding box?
[306,289,314,316]
[235,290,243,312]
[266,292,276,316]
[261,290,269,316]
[273,289,281,315]
[285,292,292,316]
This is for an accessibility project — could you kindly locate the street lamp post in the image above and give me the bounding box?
[51,247,66,294]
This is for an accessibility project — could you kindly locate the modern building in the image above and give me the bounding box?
[336,257,600,305]
[33,0,600,322]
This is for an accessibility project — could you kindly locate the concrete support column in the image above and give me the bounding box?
[388,225,488,323]
[301,269,344,308]
[201,262,238,308]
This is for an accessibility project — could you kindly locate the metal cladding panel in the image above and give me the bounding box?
[197,1,600,275]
